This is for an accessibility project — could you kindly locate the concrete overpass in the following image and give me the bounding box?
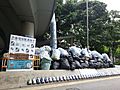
[0,0,55,49]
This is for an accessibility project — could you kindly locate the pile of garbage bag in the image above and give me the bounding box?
[36,46,114,70]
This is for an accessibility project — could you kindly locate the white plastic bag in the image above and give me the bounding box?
[35,47,41,55]
[102,53,111,62]
[44,46,51,52]
[51,49,60,60]
[39,46,52,60]
[69,46,81,57]
[91,51,103,59]
[39,45,51,53]
[40,51,52,60]
[81,48,90,58]
[58,48,69,56]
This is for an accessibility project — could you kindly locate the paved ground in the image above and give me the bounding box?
[47,79,120,90]
[10,76,120,90]
[42,76,120,90]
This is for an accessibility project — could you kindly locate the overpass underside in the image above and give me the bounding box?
[0,0,55,49]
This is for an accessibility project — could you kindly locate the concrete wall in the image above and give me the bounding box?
[0,70,79,90]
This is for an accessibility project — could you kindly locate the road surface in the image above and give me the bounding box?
[11,76,120,90]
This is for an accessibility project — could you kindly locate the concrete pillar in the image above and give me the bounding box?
[50,13,57,49]
[22,22,34,37]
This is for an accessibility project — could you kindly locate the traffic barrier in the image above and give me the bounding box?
[36,78,41,84]
[26,68,120,86]
[69,75,73,80]
[32,78,36,85]
[44,77,49,83]
[52,77,56,82]
[40,77,45,84]
[59,76,63,81]
[62,75,67,81]
[66,76,70,81]
[48,77,53,83]
[56,76,60,82]
[27,79,32,85]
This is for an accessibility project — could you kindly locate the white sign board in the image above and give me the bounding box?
[9,34,36,59]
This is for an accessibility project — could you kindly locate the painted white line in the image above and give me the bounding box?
[11,76,120,90]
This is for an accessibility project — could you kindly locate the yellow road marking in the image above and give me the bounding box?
[11,76,120,90]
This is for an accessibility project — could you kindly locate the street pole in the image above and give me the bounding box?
[50,13,57,49]
[86,0,89,49]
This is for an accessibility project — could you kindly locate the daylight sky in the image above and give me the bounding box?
[64,0,120,11]
[100,0,120,11]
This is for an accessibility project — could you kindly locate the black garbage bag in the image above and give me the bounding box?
[51,61,60,69]
[68,51,73,57]
[93,59,98,63]
[60,57,70,70]
[99,62,104,68]
[109,62,115,68]
[79,60,84,63]
[65,55,76,70]
[67,55,74,62]
[73,56,81,61]
[75,60,82,69]
[81,62,89,68]
[70,61,76,70]
[89,62,95,68]
[103,63,109,68]
[94,62,102,69]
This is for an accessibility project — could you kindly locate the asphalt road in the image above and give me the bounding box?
[42,76,120,90]
[11,76,120,90]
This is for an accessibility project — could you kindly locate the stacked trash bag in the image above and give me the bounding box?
[35,46,114,70]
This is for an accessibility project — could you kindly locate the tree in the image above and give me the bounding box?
[102,10,120,61]
[42,0,120,61]
[55,0,110,50]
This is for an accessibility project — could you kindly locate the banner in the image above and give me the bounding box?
[7,60,33,69]
[9,34,36,59]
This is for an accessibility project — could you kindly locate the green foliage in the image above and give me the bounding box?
[114,60,120,65]
[35,0,120,59]
[55,0,120,57]
[56,0,110,49]
[115,46,120,56]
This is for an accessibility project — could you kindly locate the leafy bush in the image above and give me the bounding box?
[114,60,120,65]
